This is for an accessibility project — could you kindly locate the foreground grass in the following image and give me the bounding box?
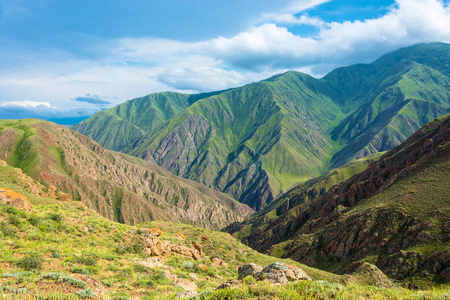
[1,163,449,299]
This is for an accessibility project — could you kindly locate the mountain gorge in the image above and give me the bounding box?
[0,119,253,229]
[73,43,450,210]
[227,113,450,284]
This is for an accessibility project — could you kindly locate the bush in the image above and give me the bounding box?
[75,288,97,298]
[182,261,194,270]
[0,222,17,237]
[16,252,44,270]
[77,253,98,266]
[47,213,63,223]
[51,252,62,259]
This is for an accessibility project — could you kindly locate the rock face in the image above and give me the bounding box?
[0,187,32,211]
[0,119,254,230]
[228,114,450,282]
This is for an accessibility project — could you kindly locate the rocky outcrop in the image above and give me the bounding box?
[237,263,264,280]
[257,262,311,283]
[140,228,203,260]
[218,262,311,289]
[0,187,32,211]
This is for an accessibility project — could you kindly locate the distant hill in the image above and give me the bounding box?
[0,119,253,229]
[73,43,450,210]
[226,114,450,285]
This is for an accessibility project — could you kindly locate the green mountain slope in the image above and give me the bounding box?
[227,114,450,286]
[0,119,253,230]
[73,42,450,210]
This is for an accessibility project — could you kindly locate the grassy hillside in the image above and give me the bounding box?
[0,119,253,230]
[1,162,449,299]
[227,114,450,288]
[73,43,450,211]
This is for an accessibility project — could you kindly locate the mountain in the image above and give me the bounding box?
[226,114,450,285]
[1,158,448,298]
[73,43,450,210]
[0,119,253,230]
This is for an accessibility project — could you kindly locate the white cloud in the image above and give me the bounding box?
[0,100,52,108]
[1,0,450,122]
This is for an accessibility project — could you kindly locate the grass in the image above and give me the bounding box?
[1,141,450,299]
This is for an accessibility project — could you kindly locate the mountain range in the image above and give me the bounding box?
[73,42,450,210]
[0,119,253,230]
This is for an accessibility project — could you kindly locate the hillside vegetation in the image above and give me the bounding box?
[1,162,449,299]
[227,114,450,288]
[73,43,450,210]
[0,119,253,230]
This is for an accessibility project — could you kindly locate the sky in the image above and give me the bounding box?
[1,0,450,122]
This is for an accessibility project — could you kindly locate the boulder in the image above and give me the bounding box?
[191,241,203,255]
[258,262,311,283]
[47,185,59,199]
[175,233,186,240]
[168,244,201,260]
[210,257,227,267]
[201,236,210,242]
[175,278,197,291]
[0,187,32,211]
[0,160,7,166]
[58,193,72,202]
[238,263,264,280]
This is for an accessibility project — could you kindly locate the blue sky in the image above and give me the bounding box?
[1,0,450,122]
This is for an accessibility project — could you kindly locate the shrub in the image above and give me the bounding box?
[8,214,22,226]
[77,253,98,266]
[16,252,44,270]
[0,222,17,237]
[75,288,97,298]
[27,215,41,226]
[182,261,194,270]
[51,252,62,259]
[47,213,63,223]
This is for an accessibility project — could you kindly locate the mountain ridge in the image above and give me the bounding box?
[73,42,450,210]
[0,119,253,229]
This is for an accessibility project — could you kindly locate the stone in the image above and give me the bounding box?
[168,244,201,260]
[0,187,33,211]
[197,264,207,272]
[191,241,203,255]
[210,257,228,268]
[0,160,7,166]
[137,257,162,268]
[238,263,263,280]
[47,185,59,199]
[175,278,197,291]
[258,262,311,283]
[217,280,242,290]
[58,193,72,201]
[175,233,186,240]
[201,236,210,242]
[175,291,199,298]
